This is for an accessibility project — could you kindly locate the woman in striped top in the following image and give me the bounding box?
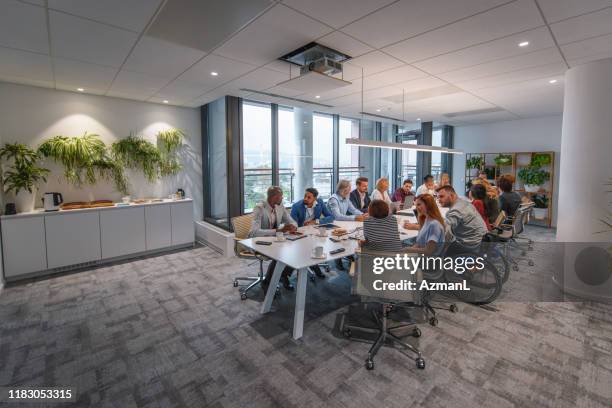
[361,199,404,252]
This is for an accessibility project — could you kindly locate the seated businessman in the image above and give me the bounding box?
[291,187,334,278]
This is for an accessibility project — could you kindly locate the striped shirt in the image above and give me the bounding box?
[363,215,404,252]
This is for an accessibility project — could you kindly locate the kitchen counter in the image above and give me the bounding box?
[0,198,193,219]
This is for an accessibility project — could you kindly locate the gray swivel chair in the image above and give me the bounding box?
[339,248,426,371]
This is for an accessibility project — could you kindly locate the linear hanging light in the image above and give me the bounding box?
[345,138,464,154]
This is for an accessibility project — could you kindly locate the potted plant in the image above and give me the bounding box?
[494,154,513,166]
[518,165,550,192]
[0,143,49,213]
[532,193,549,220]
[531,153,551,167]
[466,156,483,177]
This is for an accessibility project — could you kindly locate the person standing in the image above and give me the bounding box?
[349,176,370,213]
[250,186,298,291]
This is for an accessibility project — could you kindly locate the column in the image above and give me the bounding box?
[293,108,313,199]
[555,57,612,300]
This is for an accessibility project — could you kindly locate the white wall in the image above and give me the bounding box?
[452,115,562,225]
[0,83,202,220]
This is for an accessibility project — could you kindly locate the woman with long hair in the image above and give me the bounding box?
[370,177,394,214]
[471,178,500,224]
[438,172,451,188]
[404,194,446,255]
[469,184,492,230]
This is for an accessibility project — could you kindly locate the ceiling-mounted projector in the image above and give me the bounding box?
[275,42,352,93]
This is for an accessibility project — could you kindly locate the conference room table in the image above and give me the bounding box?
[239,207,447,340]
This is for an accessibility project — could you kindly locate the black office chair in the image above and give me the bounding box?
[339,248,426,371]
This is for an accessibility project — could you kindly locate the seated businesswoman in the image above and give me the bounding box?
[370,177,394,210]
[404,194,446,256]
[290,187,334,227]
[469,184,492,231]
[360,199,404,252]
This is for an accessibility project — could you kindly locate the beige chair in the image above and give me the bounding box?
[231,213,269,300]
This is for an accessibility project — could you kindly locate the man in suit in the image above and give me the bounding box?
[349,176,370,213]
[291,187,334,278]
[250,186,297,291]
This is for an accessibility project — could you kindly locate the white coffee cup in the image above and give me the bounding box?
[318,228,328,237]
[276,231,285,242]
[313,246,324,257]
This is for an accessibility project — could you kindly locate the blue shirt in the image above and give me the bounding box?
[415,218,445,256]
[328,193,363,221]
[290,198,334,227]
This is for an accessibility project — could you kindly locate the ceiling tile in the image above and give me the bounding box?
[437,47,564,83]
[537,0,612,24]
[152,80,212,104]
[341,0,509,49]
[227,67,289,92]
[413,26,555,75]
[123,36,206,77]
[0,0,48,53]
[405,92,495,114]
[177,54,257,88]
[452,110,518,124]
[383,0,544,64]
[107,70,171,100]
[281,0,396,29]
[147,0,272,53]
[50,11,138,67]
[0,46,53,86]
[48,0,163,32]
[455,62,567,90]
[317,31,374,58]
[54,58,118,94]
[363,65,428,90]
[215,4,332,66]
[473,77,564,117]
[550,7,612,44]
[344,51,403,79]
[562,33,612,64]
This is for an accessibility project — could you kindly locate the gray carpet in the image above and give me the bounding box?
[0,227,611,408]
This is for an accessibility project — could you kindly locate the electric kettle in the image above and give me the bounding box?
[43,192,63,211]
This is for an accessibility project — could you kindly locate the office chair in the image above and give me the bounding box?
[231,214,270,300]
[488,205,535,273]
[340,248,426,371]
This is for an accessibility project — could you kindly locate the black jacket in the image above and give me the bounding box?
[349,189,370,213]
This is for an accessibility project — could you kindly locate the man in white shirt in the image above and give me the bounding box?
[416,174,437,196]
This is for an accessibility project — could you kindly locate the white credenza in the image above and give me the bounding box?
[0,199,194,281]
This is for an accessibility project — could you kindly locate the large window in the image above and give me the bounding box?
[242,101,272,212]
[313,113,334,198]
[278,106,297,205]
[204,97,229,227]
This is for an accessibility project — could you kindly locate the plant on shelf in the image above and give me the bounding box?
[466,156,483,170]
[38,133,128,194]
[0,143,49,212]
[518,165,550,192]
[531,153,551,167]
[157,128,185,177]
[494,154,513,166]
[532,193,549,220]
[111,135,162,182]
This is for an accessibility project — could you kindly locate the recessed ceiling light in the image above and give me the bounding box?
[210,72,218,76]
[417,118,421,121]
[315,95,320,99]
[163,100,169,104]
[518,41,529,47]
[376,109,381,112]
[549,79,557,84]
[77,88,84,92]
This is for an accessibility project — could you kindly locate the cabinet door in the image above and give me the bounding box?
[45,211,101,269]
[100,207,146,259]
[145,204,171,250]
[1,217,47,277]
[171,201,194,246]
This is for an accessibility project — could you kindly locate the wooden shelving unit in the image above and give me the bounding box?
[464,151,555,228]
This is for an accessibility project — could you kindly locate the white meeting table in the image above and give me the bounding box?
[239,213,424,340]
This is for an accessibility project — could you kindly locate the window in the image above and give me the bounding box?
[278,106,297,205]
[204,97,228,227]
[313,113,334,198]
[398,126,418,187]
[339,118,360,182]
[242,101,272,212]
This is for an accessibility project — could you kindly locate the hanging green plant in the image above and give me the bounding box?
[494,154,513,166]
[38,133,128,194]
[111,135,162,182]
[518,165,550,186]
[157,128,185,177]
[0,143,49,194]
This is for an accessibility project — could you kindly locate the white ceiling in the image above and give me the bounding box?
[1,0,612,126]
